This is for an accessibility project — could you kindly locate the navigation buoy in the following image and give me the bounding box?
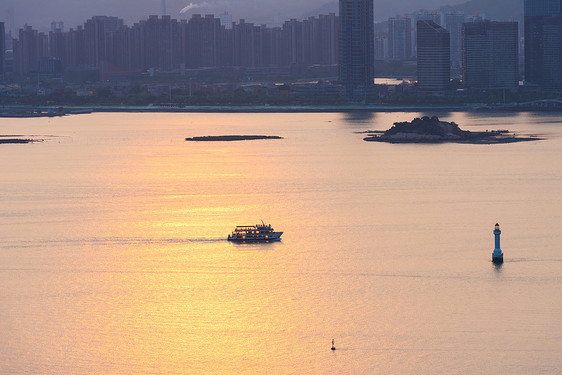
[331,339,336,351]
[492,223,504,263]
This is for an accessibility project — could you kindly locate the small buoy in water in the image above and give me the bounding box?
[331,339,336,351]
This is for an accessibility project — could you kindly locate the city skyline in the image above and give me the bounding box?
[4,1,562,95]
[1,0,472,33]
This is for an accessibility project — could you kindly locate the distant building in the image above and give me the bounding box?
[184,14,220,69]
[388,17,412,60]
[84,16,124,68]
[51,21,64,33]
[13,25,48,75]
[39,56,63,75]
[374,34,388,60]
[541,15,562,89]
[414,10,442,26]
[302,13,339,66]
[413,10,442,55]
[8,13,342,81]
[444,12,464,70]
[417,20,450,91]
[233,19,258,67]
[0,22,5,78]
[220,12,233,30]
[67,26,85,67]
[339,0,375,99]
[467,15,486,23]
[462,21,519,90]
[524,0,562,87]
[4,8,15,35]
[282,18,304,66]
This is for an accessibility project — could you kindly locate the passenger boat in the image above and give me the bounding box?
[227,222,283,242]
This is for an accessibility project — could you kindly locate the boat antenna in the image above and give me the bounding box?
[261,220,265,226]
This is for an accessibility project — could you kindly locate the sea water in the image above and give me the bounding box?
[0,111,561,374]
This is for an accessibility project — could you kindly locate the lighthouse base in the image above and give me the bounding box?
[492,257,503,264]
[492,254,503,263]
[492,249,503,263]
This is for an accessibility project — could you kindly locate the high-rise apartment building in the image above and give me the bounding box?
[9,13,341,80]
[184,14,219,68]
[302,13,339,66]
[13,25,48,75]
[463,21,519,90]
[524,0,562,86]
[417,20,450,91]
[282,18,304,66]
[339,0,374,98]
[388,17,412,60]
[444,12,464,70]
[84,16,124,68]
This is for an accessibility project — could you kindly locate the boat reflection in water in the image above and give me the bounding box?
[227,222,283,242]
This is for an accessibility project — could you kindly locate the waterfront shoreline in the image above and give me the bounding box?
[3,104,562,116]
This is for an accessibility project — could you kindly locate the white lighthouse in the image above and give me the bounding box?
[492,223,503,263]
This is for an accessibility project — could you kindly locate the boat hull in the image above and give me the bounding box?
[227,232,283,242]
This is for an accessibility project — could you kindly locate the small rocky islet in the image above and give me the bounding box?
[363,116,542,144]
[185,135,283,142]
[0,136,38,144]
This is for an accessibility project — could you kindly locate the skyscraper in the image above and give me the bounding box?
[524,0,562,86]
[413,10,442,56]
[417,20,450,91]
[388,17,412,60]
[0,22,5,79]
[541,15,562,89]
[444,12,465,70]
[339,0,374,99]
[463,21,519,90]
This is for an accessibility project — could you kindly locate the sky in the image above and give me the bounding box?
[1,0,467,33]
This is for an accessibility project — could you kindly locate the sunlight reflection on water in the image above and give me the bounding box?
[0,112,561,374]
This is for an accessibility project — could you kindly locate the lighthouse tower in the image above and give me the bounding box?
[492,223,503,263]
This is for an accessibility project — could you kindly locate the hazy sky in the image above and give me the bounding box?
[1,0,466,32]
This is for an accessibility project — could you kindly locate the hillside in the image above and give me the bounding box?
[303,0,523,22]
[440,0,523,21]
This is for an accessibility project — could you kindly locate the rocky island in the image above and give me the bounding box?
[0,136,38,144]
[185,135,283,142]
[363,116,542,144]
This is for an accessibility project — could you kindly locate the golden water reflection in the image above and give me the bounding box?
[0,112,561,373]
